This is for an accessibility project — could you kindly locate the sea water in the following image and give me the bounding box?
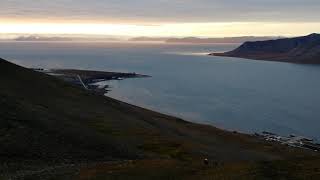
[1,41,320,140]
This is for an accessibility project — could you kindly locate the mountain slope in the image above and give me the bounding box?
[211,33,320,63]
[0,58,319,179]
[0,58,274,161]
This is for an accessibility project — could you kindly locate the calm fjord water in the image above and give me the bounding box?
[1,41,320,140]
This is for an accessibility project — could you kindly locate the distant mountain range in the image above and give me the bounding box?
[12,35,282,44]
[165,36,282,44]
[128,36,281,44]
[211,33,320,64]
[15,36,73,41]
[129,37,170,42]
[14,35,121,41]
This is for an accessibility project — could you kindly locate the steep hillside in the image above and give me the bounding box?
[0,58,319,179]
[211,33,320,63]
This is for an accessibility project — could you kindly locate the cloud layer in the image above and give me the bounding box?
[1,0,320,23]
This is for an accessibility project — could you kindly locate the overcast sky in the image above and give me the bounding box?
[0,0,319,37]
[1,0,319,23]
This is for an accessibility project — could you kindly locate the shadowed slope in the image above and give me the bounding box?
[0,58,275,162]
[0,58,319,179]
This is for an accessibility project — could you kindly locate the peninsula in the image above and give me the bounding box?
[210,33,320,64]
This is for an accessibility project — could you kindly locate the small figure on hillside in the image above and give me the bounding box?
[203,158,209,165]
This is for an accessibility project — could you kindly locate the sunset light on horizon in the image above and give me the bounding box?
[1,0,319,37]
[0,22,320,38]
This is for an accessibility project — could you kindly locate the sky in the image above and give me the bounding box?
[0,0,319,37]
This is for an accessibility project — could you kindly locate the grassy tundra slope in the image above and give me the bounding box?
[0,58,319,179]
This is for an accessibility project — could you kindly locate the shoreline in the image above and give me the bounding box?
[33,67,320,152]
[208,53,320,64]
[32,68,150,95]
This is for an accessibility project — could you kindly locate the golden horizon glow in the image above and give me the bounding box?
[0,22,319,37]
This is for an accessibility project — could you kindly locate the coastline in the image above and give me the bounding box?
[1,58,320,179]
[208,52,320,64]
[33,68,150,95]
[35,67,320,152]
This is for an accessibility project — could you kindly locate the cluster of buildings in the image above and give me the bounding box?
[255,132,320,152]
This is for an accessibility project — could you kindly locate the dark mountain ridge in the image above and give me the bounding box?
[211,33,320,63]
